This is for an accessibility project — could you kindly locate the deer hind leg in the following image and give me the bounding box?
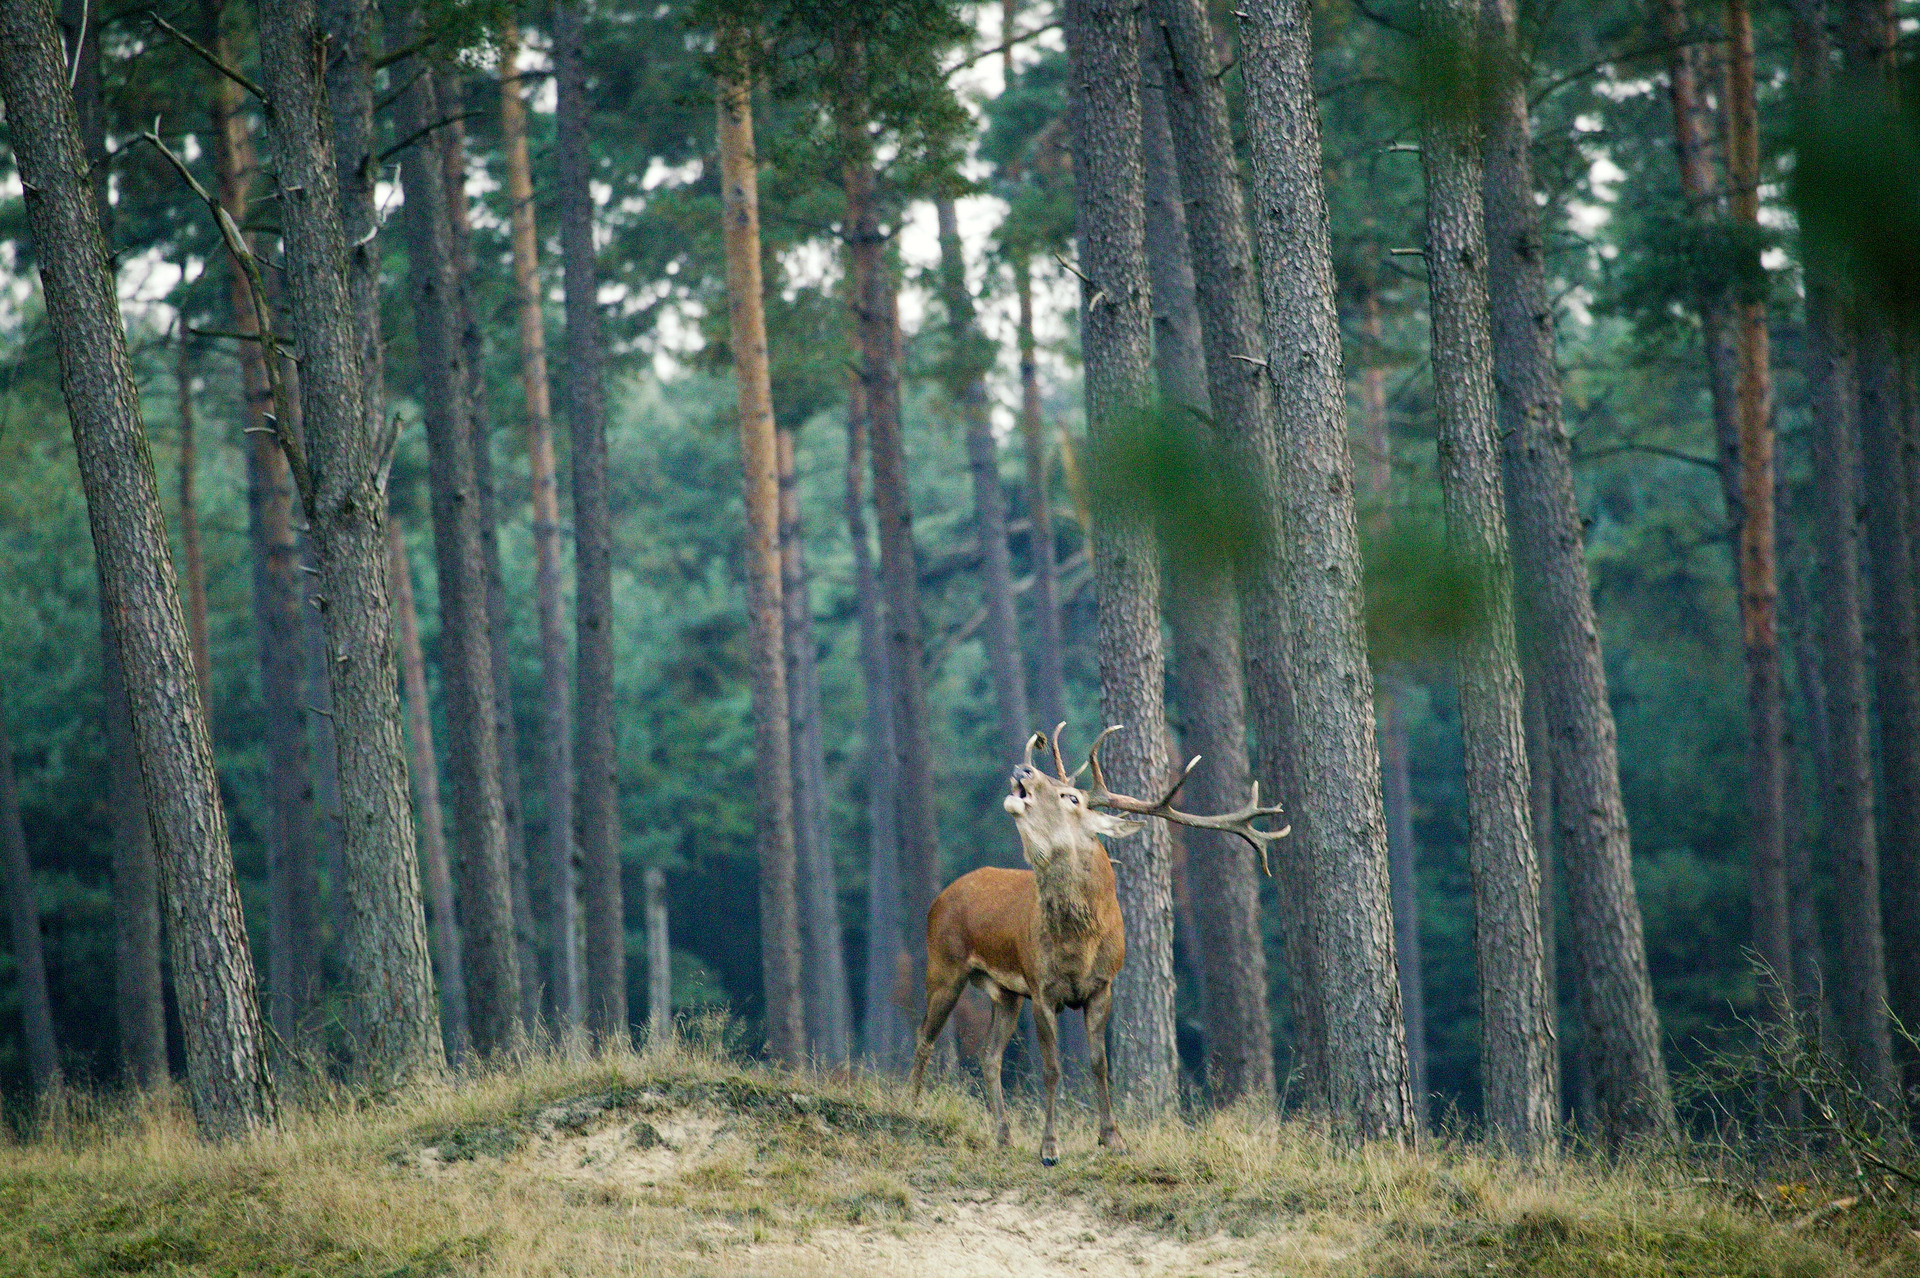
[907,964,969,1102]
[1085,984,1127,1154]
[981,986,1024,1148]
[1031,998,1062,1165]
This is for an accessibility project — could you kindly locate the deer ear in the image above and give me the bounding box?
[1085,810,1145,840]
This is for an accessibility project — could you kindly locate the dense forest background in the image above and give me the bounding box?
[0,0,1895,1128]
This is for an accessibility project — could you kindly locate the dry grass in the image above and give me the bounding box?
[0,1032,1910,1276]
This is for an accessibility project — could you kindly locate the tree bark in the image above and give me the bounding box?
[779,426,852,1063]
[436,99,543,1036]
[102,627,168,1089]
[255,0,446,1086]
[716,50,805,1064]
[204,0,323,1052]
[644,867,670,1043]
[775,428,848,1062]
[1720,0,1792,1040]
[836,42,945,1063]
[848,378,909,1070]
[1,711,60,1100]
[1483,0,1671,1142]
[388,517,470,1059]
[1015,260,1068,733]
[1137,30,1273,1105]
[1836,0,1920,1097]
[554,0,628,1046]
[498,22,578,1038]
[1231,0,1416,1136]
[1783,599,1835,1060]
[1060,0,1181,1112]
[67,0,169,1093]
[1,0,277,1135]
[175,335,213,722]
[392,39,524,1058]
[1654,0,1744,524]
[1354,284,1429,1114]
[935,197,1031,765]
[1418,0,1558,1153]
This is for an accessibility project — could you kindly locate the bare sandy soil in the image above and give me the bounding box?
[413,1086,1308,1276]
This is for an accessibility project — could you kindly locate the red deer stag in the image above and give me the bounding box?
[907,723,1287,1164]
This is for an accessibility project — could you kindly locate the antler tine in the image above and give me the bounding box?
[1156,754,1203,808]
[1083,724,1125,795]
[1050,722,1070,782]
[1024,732,1046,770]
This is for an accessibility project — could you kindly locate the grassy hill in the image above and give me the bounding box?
[1,1036,1912,1276]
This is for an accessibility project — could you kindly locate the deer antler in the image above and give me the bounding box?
[1024,732,1047,771]
[1050,721,1072,782]
[1082,724,1290,875]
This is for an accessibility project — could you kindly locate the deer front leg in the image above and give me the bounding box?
[1031,998,1062,1165]
[1085,984,1127,1154]
[908,968,969,1103]
[981,987,1023,1148]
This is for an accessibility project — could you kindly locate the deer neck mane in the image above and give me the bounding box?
[1027,832,1108,940]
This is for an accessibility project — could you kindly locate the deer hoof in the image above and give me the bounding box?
[1039,1139,1059,1166]
[1099,1130,1128,1156]
[996,1125,1011,1148]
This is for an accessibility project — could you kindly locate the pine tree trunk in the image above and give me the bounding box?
[379,537,449,1029]
[392,40,524,1058]
[1,0,276,1135]
[1,711,60,1099]
[1720,0,1792,1041]
[67,0,169,1093]
[836,44,945,1052]
[498,22,578,1038]
[644,867,670,1043]
[175,335,213,721]
[205,0,323,1050]
[1232,0,1415,1136]
[716,49,805,1064]
[1354,284,1429,1115]
[435,101,543,1035]
[256,0,446,1086]
[1137,33,1273,1104]
[1015,261,1068,733]
[1783,565,1840,1054]
[1837,0,1920,1096]
[780,425,852,1063]
[103,626,168,1089]
[388,517,470,1060]
[935,197,1031,765]
[1654,0,1744,522]
[1418,0,1557,1152]
[1060,0,1180,1112]
[1482,0,1670,1142]
[554,0,628,1046]
[848,380,909,1070]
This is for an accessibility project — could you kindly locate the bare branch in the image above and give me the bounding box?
[140,122,311,512]
[373,31,436,71]
[942,20,1062,77]
[149,11,267,103]
[377,110,483,166]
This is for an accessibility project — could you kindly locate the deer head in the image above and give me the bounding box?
[1004,730,1143,871]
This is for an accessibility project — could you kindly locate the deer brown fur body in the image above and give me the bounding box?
[907,726,1287,1165]
[907,754,1137,1163]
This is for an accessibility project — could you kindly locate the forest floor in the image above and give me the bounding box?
[1,1035,1915,1277]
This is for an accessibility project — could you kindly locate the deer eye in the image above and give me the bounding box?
[1066,794,1079,805]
